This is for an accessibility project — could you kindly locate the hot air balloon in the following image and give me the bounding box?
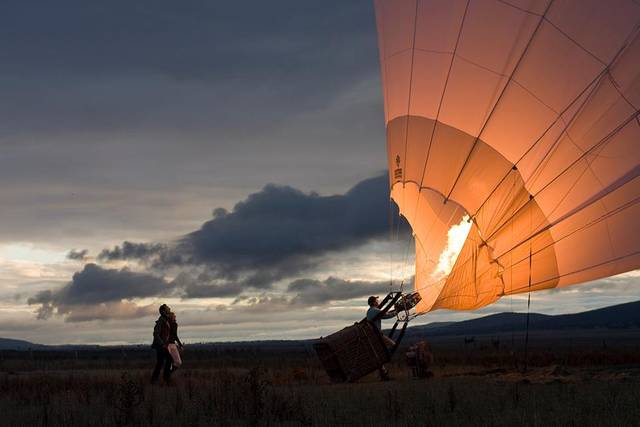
[315,0,640,383]
[375,0,640,315]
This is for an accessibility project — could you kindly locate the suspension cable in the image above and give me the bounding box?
[444,0,555,203]
[481,108,639,245]
[523,245,532,372]
[412,182,640,298]
[469,26,639,221]
[396,0,471,283]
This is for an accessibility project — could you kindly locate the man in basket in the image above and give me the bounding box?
[366,296,396,381]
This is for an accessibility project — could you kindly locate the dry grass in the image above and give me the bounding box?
[1,339,639,426]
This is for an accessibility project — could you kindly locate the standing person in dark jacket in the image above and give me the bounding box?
[151,304,173,384]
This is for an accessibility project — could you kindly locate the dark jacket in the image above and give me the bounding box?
[152,316,171,349]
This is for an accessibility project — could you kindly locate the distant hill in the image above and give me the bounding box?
[0,337,45,350]
[419,321,456,329]
[409,300,640,337]
[1,300,639,350]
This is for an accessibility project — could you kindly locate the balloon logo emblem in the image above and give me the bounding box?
[394,155,402,180]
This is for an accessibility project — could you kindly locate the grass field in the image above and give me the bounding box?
[1,332,639,426]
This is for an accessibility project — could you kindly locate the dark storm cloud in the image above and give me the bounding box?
[181,174,391,265]
[28,173,406,322]
[172,271,245,299]
[67,249,88,261]
[100,174,406,289]
[98,241,166,261]
[1,1,374,78]
[28,263,171,321]
[0,0,378,136]
[0,0,385,247]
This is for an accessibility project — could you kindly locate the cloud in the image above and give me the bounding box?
[221,275,390,311]
[173,272,245,299]
[231,295,294,313]
[62,301,157,323]
[66,249,88,261]
[0,0,384,251]
[28,173,409,322]
[183,174,391,264]
[98,241,165,261]
[28,263,171,321]
[288,276,389,306]
[100,174,406,290]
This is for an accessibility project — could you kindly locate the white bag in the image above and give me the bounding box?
[167,343,182,368]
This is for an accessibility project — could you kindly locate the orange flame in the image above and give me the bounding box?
[431,215,472,281]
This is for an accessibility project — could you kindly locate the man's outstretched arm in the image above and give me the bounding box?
[381,310,397,320]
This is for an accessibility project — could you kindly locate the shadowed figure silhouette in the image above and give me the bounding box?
[151,304,173,384]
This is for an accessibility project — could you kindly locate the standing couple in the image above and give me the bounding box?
[151,304,183,384]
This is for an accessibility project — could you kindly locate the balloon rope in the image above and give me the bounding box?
[481,108,640,245]
[469,26,639,222]
[500,191,640,283]
[607,71,639,111]
[510,211,515,353]
[399,0,471,279]
[388,197,395,292]
[417,0,470,188]
[444,0,555,204]
[389,0,638,309]
[388,0,420,294]
[524,244,532,372]
[400,0,420,177]
[411,193,640,298]
[419,250,640,308]
[523,205,533,372]
[408,5,640,309]
[398,191,455,298]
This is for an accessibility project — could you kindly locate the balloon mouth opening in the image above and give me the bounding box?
[430,214,472,283]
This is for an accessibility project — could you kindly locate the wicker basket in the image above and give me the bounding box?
[314,320,390,382]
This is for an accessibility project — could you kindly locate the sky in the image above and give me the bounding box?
[1,0,638,345]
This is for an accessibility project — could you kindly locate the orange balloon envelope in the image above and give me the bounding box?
[374,0,640,313]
